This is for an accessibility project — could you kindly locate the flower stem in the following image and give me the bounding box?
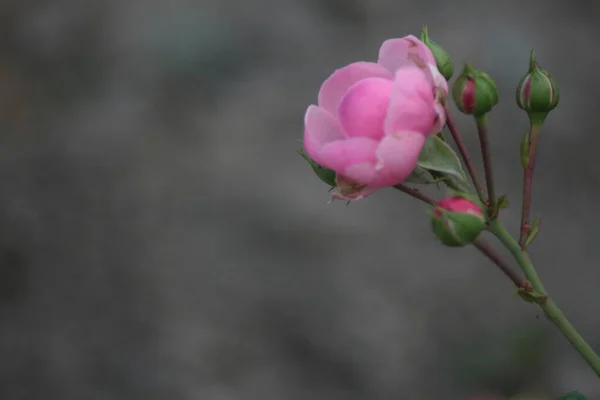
[475,115,496,217]
[473,238,525,288]
[519,123,542,247]
[444,106,485,202]
[393,184,525,289]
[490,219,600,377]
[393,184,434,205]
[489,220,545,293]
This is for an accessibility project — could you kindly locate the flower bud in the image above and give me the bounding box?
[420,25,454,81]
[452,64,499,116]
[516,50,559,125]
[430,195,485,247]
[298,149,336,187]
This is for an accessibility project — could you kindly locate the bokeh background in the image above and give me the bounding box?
[0,0,598,399]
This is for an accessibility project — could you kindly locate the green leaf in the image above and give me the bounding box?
[524,215,541,249]
[297,149,336,187]
[405,165,434,184]
[418,135,467,183]
[405,166,455,186]
[555,391,587,400]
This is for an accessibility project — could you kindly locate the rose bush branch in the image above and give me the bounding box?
[443,105,486,202]
[298,27,599,391]
[393,183,434,205]
[394,184,525,287]
[473,238,524,288]
[476,115,496,216]
[490,219,600,376]
[519,123,542,246]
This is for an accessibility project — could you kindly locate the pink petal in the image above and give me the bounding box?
[318,137,379,177]
[370,132,427,187]
[303,105,346,165]
[344,162,378,185]
[377,36,436,73]
[431,102,446,135]
[427,63,448,95]
[338,77,394,141]
[384,67,439,136]
[318,62,393,115]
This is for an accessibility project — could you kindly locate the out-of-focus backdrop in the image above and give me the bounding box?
[0,0,598,399]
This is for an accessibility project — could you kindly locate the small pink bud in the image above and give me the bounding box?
[452,64,499,116]
[431,195,485,247]
[516,50,559,125]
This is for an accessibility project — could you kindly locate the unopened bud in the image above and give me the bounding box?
[516,50,559,125]
[420,26,454,81]
[431,195,485,247]
[452,64,499,116]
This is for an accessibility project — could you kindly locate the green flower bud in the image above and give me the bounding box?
[516,50,559,125]
[420,25,454,81]
[452,64,499,116]
[298,149,336,187]
[430,195,485,247]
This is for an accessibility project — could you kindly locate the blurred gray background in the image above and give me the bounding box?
[0,0,598,399]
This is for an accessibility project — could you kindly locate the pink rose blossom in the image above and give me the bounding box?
[303,35,447,201]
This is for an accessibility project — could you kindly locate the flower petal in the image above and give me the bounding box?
[370,131,427,187]
[318,137,379,178]
[384,67,439,136]
[303,105,345,165]
[318,62,393,115]
[427,63,448,95]
[431,101,446,135]
[338,77,394,140]
[377,36,436,73]
[343,162,378,185]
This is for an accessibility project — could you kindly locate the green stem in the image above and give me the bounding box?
[490,220,545,293]
[475,115,496,217]
[490,219,600,377]
[519,123,542,247]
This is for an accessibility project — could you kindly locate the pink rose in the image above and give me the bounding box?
[303,35,447,201]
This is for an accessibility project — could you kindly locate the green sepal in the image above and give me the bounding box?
[297,149,336,187]
[555,391,587,400]
[523,215,541,249]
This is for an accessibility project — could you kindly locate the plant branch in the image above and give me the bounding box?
[519,123,542,247]
[475,115,496,216]
[393,184,434,205]
[393,183,525,290]
[490,219,600,377]
[444,105,485,201]
[473,238,524,288]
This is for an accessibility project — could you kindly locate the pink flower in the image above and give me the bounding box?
[303,35,448,201]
